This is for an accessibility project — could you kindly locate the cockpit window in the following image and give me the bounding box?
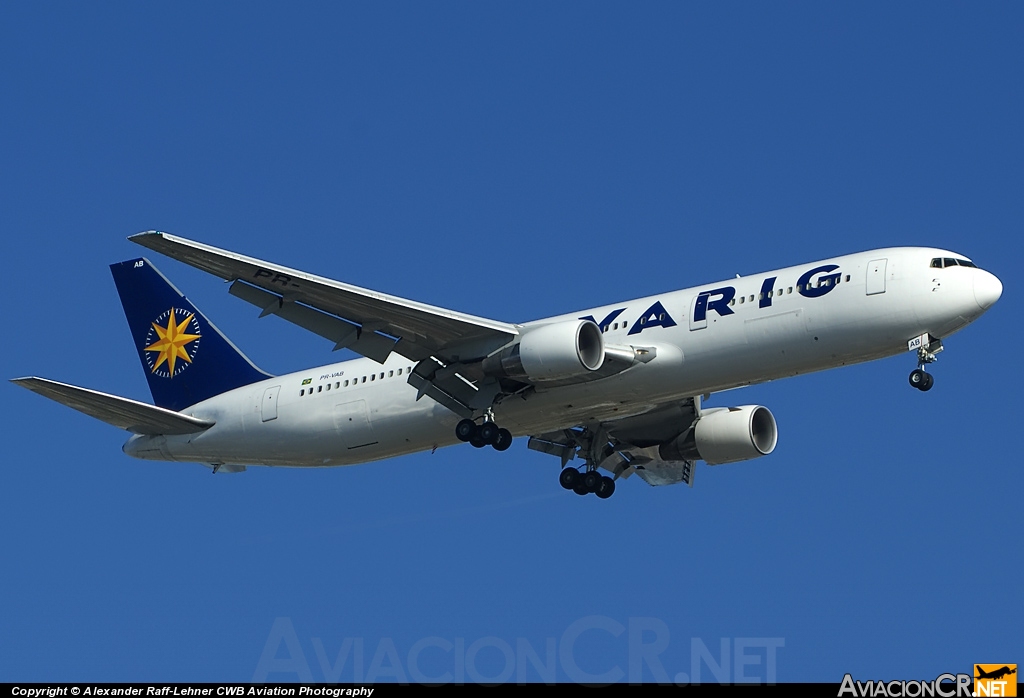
[931,257,978,269]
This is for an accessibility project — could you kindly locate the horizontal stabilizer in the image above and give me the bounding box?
[11,377,215,435]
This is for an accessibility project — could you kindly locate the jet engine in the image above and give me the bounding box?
[482,319,605,383]
[659,405,778,465]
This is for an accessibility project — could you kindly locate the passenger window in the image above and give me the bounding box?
[758,293,764,300]
[344,380,349,387]
[729,299,735,306]
[602,325,608,333]
[749,295,754,302]
[380,373,384,380]
[845,275,850,282]
[739,296,744,304]
[362,376,366,383]
[317,386,322,393]
[371,374,375,381]
[300,389,304,396]
[389,371,394,378]
[397,368,402,376]
[335,382,340,389]
[787,287,792,294]
[326,384,330,390]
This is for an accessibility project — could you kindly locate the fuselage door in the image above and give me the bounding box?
[333,399,377,449]
[261,385,281,422]
[689,295,707,330]
[866,259,887,295]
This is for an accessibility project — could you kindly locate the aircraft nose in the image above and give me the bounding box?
[973,269,1002,310]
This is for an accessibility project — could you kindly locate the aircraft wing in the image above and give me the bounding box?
[11,377,215,435]
[129,231,519,364]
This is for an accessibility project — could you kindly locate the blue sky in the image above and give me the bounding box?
[2,2,1020,683]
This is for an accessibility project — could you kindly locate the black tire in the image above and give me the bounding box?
[920,373,934,391]
[479,422,500,445]
[595,476,615,499]
[909,369,925,388]
[582,470,602,493]
[455,419,477,442]
[470,437,487,449]
[572,481,589,496]
[559,467,580,490]
[493,428,513,452]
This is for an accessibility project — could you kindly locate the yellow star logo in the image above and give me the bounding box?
[144,308,201,376]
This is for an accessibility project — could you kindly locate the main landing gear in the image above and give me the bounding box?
[559,466,615,499]
[456,418,513,451]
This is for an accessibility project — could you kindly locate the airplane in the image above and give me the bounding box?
[975,666,1016,681]
[12,232,1002,499]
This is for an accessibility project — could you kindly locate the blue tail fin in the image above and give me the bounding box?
[110,258,272,411]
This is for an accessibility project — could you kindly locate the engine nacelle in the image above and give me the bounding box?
[660,405,778,465]
[483,319,605,383]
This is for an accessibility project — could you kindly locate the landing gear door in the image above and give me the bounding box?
[689,295,706,330]
[866,259,887,295]
[261,385,281,422]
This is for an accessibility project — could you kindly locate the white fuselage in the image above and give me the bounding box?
[123,247,1001,468]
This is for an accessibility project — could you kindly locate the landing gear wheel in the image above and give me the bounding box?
[572,481,589,496]
[479,422,500,446]
[559,467,580,490]
[455,419,477,442]
[909,369,925,389]
[493,428,513,452]
[909,369,934,391]
[595,476,615,499]
[469,437,487,448]
[582,470,602,493]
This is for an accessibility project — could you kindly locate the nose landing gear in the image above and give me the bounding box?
[909,369,934,391]
[908,334,942,392]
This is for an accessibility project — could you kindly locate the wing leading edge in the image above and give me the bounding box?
[129,231,519,365]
